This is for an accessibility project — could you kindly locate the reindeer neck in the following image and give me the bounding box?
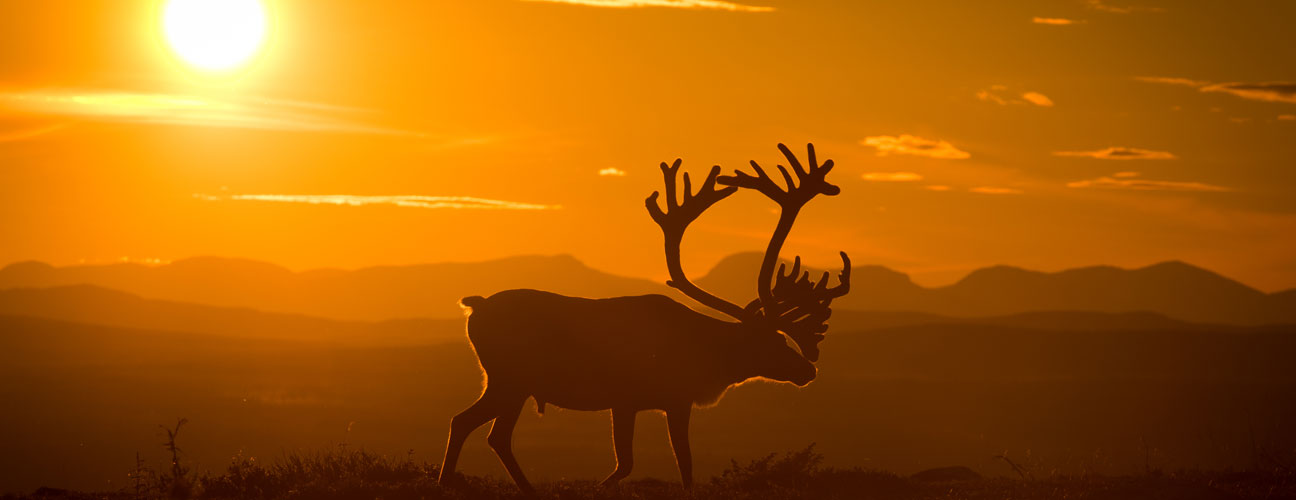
[703,319,768,384]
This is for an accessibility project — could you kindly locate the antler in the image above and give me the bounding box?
[719,143,851,360]
[718,143,841,208]
[718,143,842,309]
[763,253,851,361]
[646,159,748,320]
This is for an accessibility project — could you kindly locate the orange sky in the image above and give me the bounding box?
[2,0,1294,290]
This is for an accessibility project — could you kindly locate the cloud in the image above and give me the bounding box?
[520,0,773,12]
[861,172,923,182]
[1032,17,1079,25]
[1134,76,1208,87]
[0,123,68,143]
[1137,77,1296,104]
[969,186,1023,195]
[1021,92,1055,107]
[598,167,627,176]
[977,86,1054,107]
[1084,0,1164,14]
[976,89,1008,105]
[1066,172,1230,192]
[0,90,421,136]
[195,194,560,210]
[1279,115,1296,121]
[1053,147,1176,160]
[861,134,970,160]
[1200,82,1296,104]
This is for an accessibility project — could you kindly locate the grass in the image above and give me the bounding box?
[6,444,1295,500]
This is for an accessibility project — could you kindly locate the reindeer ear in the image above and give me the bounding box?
[791,333,825,362]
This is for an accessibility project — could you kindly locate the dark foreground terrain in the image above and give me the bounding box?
[3,309,1295,493]
[4,271,1296,494]
[6,446,1294,500]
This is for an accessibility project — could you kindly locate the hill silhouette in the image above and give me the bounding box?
[0,255,672,321]
[0,284,1234,342]
[0,285,463,346]
[3,254,1294,325]
[699,253,1296,325]
[829,309,1214,333]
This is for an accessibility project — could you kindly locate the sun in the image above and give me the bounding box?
[161,0,269,74]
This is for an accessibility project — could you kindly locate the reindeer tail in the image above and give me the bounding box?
[459,295,487,311]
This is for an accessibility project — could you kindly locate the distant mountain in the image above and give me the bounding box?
[1,285,1221,348]
[699,253,1296,325]
[3,253,1294,325]
[0,255,673,321]
[830,309,1215,333]
[0,285,463,346]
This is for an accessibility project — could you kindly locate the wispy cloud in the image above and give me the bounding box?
[1202,82,1296,104]
[976,89,1008,105]
[0,123,68,143]
[977,86,1054,107]
[861,134,970,160]
[195,194,560,210]
[1084,0,1163,14]
[598,167,627,176]
[1053,147,1176,160]
[861,172,923,182]
[1067,172,1229,192]
[969,186,1023,195]
[1032,17,1080,25]
[1279,115,1296,121]
[1135,76,1207,87]
[520,0,773,12]
[1136,77,1296,104]
[0,90,421,136]
[1021,92,1055,107]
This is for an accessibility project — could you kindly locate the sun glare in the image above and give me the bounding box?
[162,0,268,74]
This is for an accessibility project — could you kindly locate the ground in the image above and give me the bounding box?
[6,446,1294,500]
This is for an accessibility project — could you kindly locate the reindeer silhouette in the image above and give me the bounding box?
[438,143,851,493]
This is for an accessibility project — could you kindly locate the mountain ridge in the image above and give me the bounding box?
[0,254,673,321]
[3,253,1293,325]
[697,252,1293,325]
[0,284,463,346]
[5,284,1257,345]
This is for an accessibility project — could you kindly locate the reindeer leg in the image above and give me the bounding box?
[601,408,637,486]
[487,393,534,495]
[439,388,503,485]
[666,404,693,489]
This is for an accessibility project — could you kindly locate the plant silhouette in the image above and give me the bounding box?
[438,143,852,494]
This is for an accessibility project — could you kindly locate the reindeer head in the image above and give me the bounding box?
[646,143,851,384]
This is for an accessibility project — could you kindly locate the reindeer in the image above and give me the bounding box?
[437,143,851,494]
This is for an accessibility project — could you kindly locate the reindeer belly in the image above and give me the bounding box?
[526,360,682,411]
[479,330,685,410]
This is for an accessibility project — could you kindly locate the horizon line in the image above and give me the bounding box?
[1,252,1287,294]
